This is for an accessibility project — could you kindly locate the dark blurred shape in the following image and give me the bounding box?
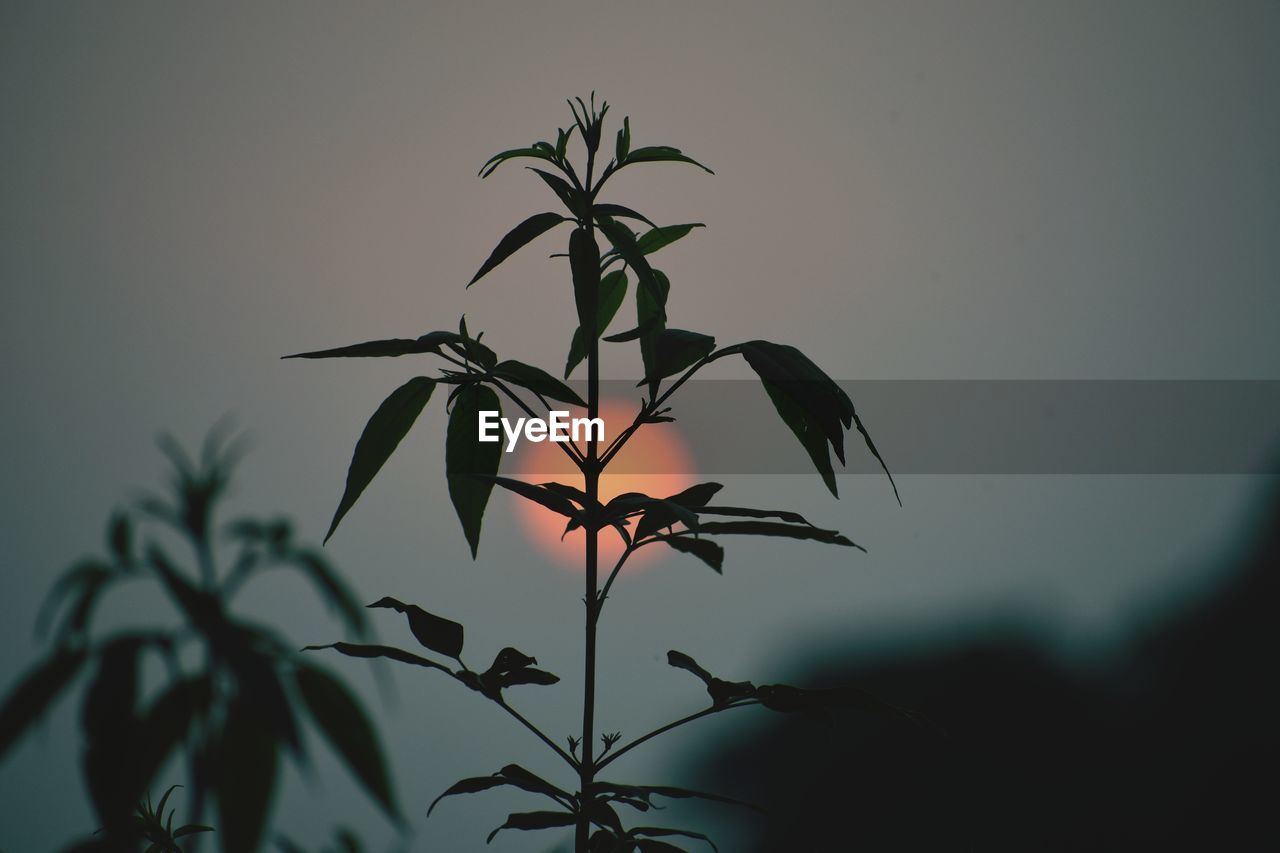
[691,475,1280,851]
[0,427,398,853]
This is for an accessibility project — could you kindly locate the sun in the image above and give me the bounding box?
[509,399,695,573]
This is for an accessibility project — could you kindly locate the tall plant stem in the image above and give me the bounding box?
[577,142,600,853]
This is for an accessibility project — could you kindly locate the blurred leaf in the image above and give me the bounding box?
[82,636,145,828]
[34,559,113,641]
[302,642,453,674]
[447,384,503,558]
[487,811,577,844]
[657,536,723,573]
[566,270,628,377]
[0,648,87,758]
[469,212,568,286]
[289,549,367,638]
[215,700,278,853]
[295,663,400,821]
[634,223,703,256]
[367,596,464,659]
[107,513,132,563]
[596,781,759,812]
[623,146,714,174]
[491,359,587,406]
[130,676,213,806]
[326,377,436,543]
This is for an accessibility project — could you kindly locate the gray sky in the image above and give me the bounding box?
[2,2,1277,851]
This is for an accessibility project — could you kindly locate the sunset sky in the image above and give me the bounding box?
[2,2,1277,850]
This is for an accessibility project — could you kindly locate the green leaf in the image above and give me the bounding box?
[569,227,602,335]
[657,536,723,573]
[634,223,703,256]
[693,520,861,549]
[615,116,630,162]
[602,316,659,344]
[565,271,627,377]
[636,270,672,396]
[446,384,503,558]
[367,596,464,659]
[641,329,715,384]
[282,337,441,360]
[326,377,436,543]
[529,168,586,219]
[596,216,667,329]
[301,642,453,674]
[487,811,577,844]
[491,359,586,406]
[623,145,714,174]
[478,146,554,178]
[0,648,87,759]
[592,203,657,231]
[215,699,278,853]
[469,212,568,286]
[479,476,582,519]
[295,663,400,821]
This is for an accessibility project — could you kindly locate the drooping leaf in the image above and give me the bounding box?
[695,505,811,525]
[630,826,719,852]
[592,203,657,231]
[326,377,436,543]
[446,383,503,558]
[469,212,568,286]
[428,775,511,816]
[601,316,660,344]
[479,477,581,519]
[478,146,554,178]
[758,374,838,496]
[623,146,714,174]
[491,360,586,406]
[301,642,453,674]
[693,520,861,550]
[0,648,86,758]
[214,699,278,853]
[634,223,704,256]
[641,329,716,384]
[295,663,400,821]
[657,536,723,573]
[486,811,577,844]
[367,596,464,659]
[664,651,756,707]
[569,227,602,335]
[566,270,627,377]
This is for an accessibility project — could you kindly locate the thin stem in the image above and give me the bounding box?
[596,700,757,771]
[600,354,714,468]
[577,130,601,853]
[596,545,634,612]
[496,698,580,770]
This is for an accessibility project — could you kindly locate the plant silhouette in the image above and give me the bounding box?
[0,427,400,852]
[287,95,905,851]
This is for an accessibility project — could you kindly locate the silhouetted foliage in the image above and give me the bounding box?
[0,428,399,852]
[287,95,905,851]
[690,474,1280,851]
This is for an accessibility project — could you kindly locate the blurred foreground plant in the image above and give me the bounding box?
[0,428,400,852]
[289,95,911,851]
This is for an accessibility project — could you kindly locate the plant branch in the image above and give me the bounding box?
[596,545,634,611]
[494,697,581,770]
[595,699,758,771]
[600,354,715,467]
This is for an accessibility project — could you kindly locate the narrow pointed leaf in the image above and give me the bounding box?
[302,642,453,674]
[641,329,715,384]
[631,827,718,852]
[478,146,554,178]
[469,212,567,286]
[428,776,511,816]
[696,505,811,524]
[758,375,837,496]
[596,216,666,328]
[529,168,585,219]
[658,536,723,572]
[283,338,440,360]
[693,520,861,549]
[491,360,586,406]
[487,811,576,844]
[602,316,660,344]
[623,146,714,174]
[214,700,277,853]
[0,649,88,758]
[447,384,502,558]
[634,223,703,256]
[295,664,399,821]
[592,203,659,231]
[326,377,436,543]
[479,476,581,518]
[566,271,627,377]
[569,227,602,334]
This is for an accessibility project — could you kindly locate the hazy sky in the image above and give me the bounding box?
[2,2,1277,851]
